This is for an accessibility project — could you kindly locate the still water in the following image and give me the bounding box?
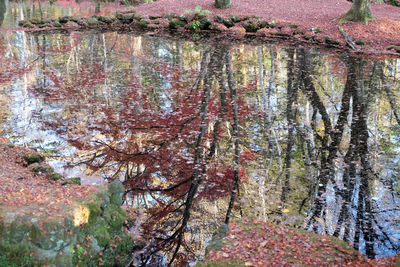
[0,1,399,264]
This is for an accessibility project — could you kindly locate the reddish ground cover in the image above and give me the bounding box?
[135,0,400,53]
[203,219,399,266]
[0,138,96,217]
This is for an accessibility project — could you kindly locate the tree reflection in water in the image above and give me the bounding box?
[1,31,399,264]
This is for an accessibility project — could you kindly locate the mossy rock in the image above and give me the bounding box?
[18,20,27,26]
[22,23,34,28]
[149,15,162,20]
[87,17,99,26]
[243,20,260,32]
[29,18,41,24]
[116,13,134,24]
[229,15,242,23]
[260,21,276,29]
[178,14,188,23]
[23,154,44,165]
[62,177,81,186]
[98,16,113,24]
[325,36,341,46]
[59,16,71,23]
[293,30,303,35]
[30,220,74,251]
[139,19,150,28]
[32,164,53,174]
[53,21,62,27]
[169,18,186,29]
[214,15,224,23]
[289,23,299,28]
[2,219,32,244]
[164,13,177,20]
[355,39,366,46]
[304,35,313,40]
[309,27,321,33]
[49,173,62,181]
[215,0,231,9]
[200,18,212,30]
[222,18,235,28]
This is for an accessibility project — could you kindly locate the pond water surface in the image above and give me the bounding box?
[0,1,400,265]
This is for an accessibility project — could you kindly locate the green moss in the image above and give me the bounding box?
[108,180,125,206]
[29,221,73,251]
[260,21,276,29]
[62,177,81,186]
[324,36,341,46]
[32,165,53,174]
[149,15,162,20]
[87,202,102,225]
[200,18,212,30]
[139,19,150,28]
[53,21,62,27]
[289,23,298,28]
[222,18,234,28]
[103,204,126,231]
[243,20,260,32]
[214,15,224,23]
[22,23,34,28]
[87,17,99,26]
[304,35,313,40]
[169,18,186,29]
[29,18,41,24]
[23,154,44,165]
[229,15,241,23]
[91,218,111,247]
[355,39,366,46]
[98,16,113,24]
[49,173,62,181]
[293,30,303,35]
[0,242,44,266]
[101,235,137,266]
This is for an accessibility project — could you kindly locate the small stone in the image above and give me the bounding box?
[62,177,81,185]
[200,18,212,30]
[260,21,276,29]
[59,16,71,24]
[324,36,341,46]
[87,17,99,26]
[355,39,366,46]
[223,18,235,28]
[214,15,224,23]
[243,20,260,32]
[169,18,186,29]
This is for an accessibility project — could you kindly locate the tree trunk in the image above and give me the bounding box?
[345,0,373,23]
[0,0,6,26]
[215,0,231,9]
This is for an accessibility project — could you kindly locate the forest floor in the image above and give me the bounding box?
[133,0,400,54]
[0,138,96,219]
[197,219,399,266]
